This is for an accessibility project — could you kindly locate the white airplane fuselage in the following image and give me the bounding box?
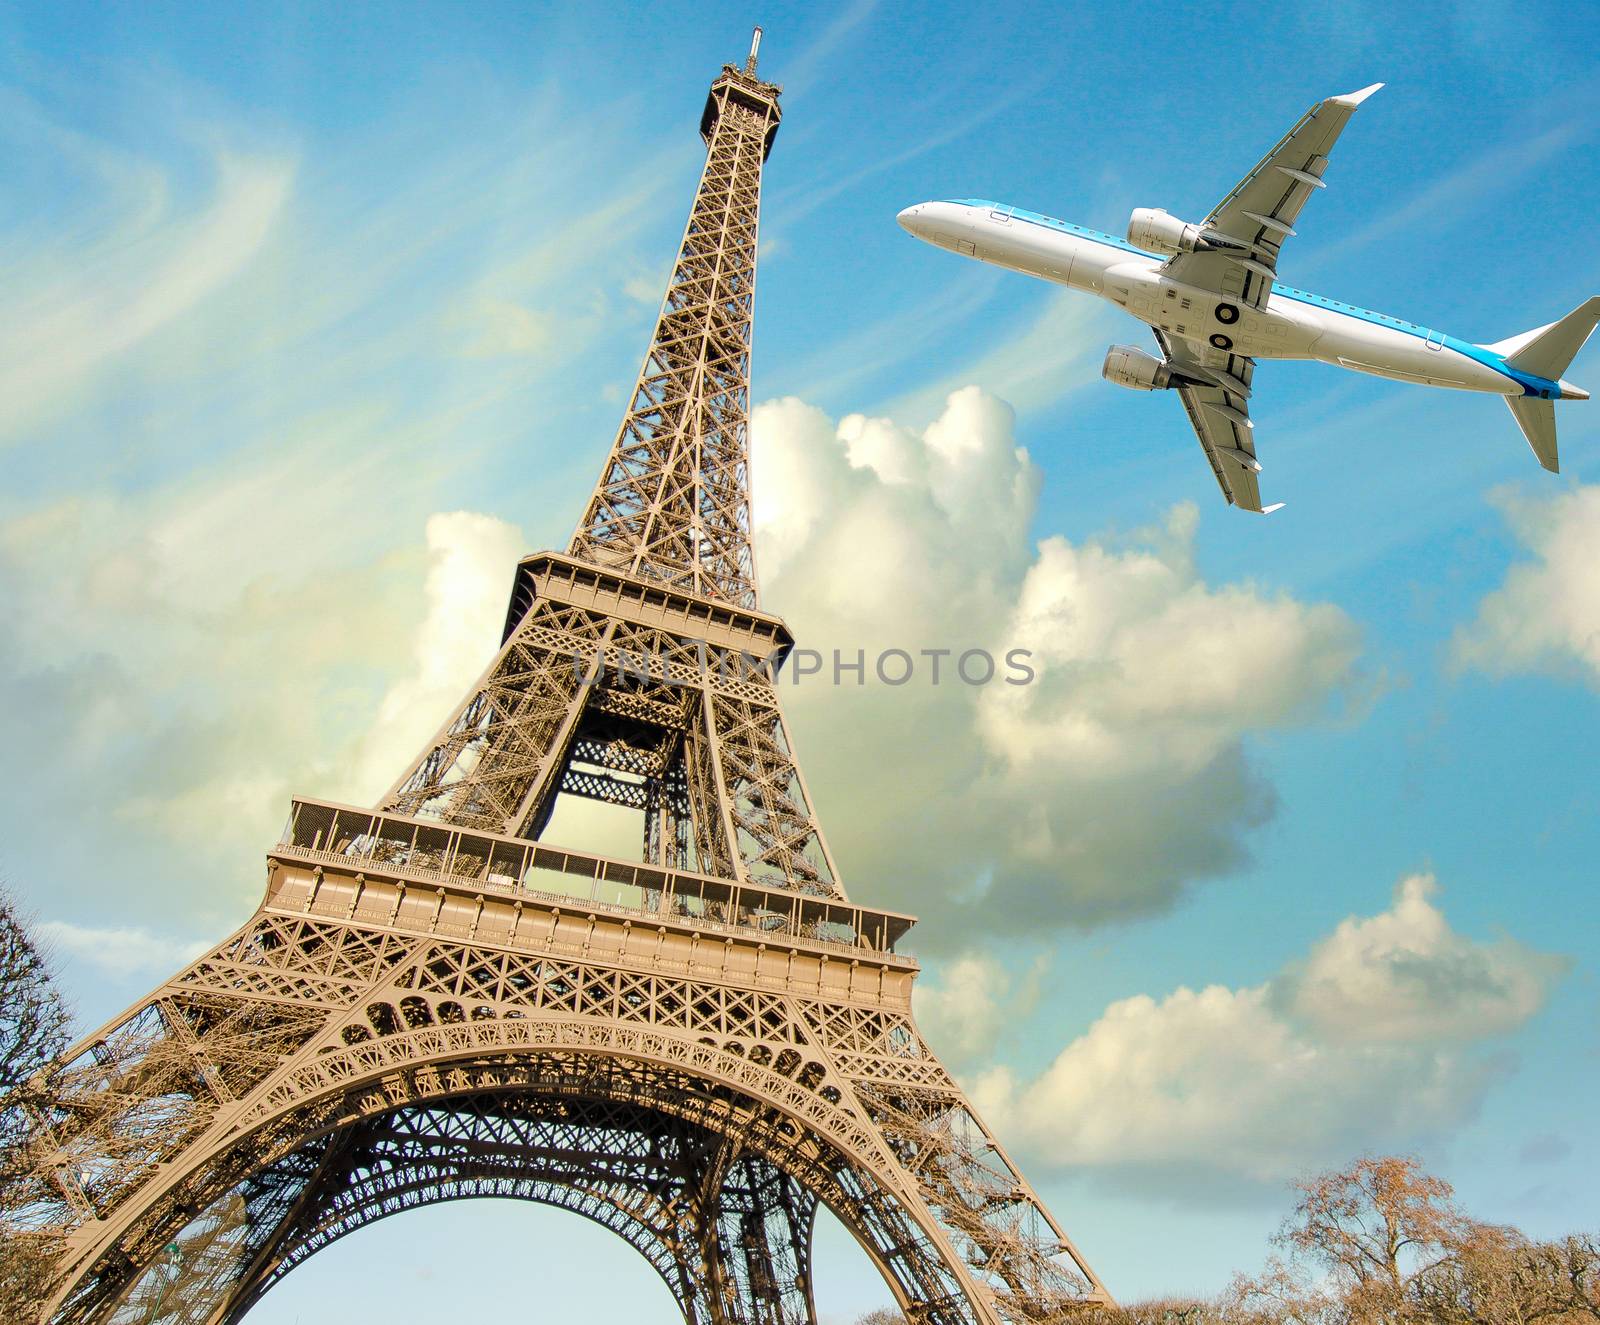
[898,199,1579,401]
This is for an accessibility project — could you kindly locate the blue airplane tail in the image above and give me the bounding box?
[1485,296,1599,472]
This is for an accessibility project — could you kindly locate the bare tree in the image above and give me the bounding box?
[841,1157,1599,1325]
[1075,1297,1231,1325]
[1522,1234,1600,1321]
[0,883,73,1321]
[1231,1155,1482,1325]
[1414,1225,1600,1325]
[0,886,71,1098]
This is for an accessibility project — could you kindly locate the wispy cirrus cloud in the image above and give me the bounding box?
[0,66,695,936]
[1298,120,1585,280]
[884,289,1121,424]
[768,69,1047,232]
[777,265,1004,406]
[0,149,293,439]
[771,0,881,104]
[36,920,212,980]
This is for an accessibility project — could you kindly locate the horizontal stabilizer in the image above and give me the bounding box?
[1506,396,1559,472]
[1489,296,1600,382]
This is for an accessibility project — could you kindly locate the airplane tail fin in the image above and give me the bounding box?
[1485,295,1600,385]
[1505,396,1560,473]
[1484,297,1599,473]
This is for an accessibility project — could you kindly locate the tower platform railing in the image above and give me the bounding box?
[274,796,916,959]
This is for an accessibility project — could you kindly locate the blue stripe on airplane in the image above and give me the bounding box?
[952,200,1563,399]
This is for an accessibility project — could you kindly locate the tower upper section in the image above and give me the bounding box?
[568,34,781,609]
[699,47,781,158]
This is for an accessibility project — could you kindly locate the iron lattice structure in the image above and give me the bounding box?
[6,35,1110,1325]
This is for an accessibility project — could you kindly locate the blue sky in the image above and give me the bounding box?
[2,1,1598,1320]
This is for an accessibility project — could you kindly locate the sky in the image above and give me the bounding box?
[2,0,1598,1320]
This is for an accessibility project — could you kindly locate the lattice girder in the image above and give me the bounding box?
[381,559,840,897]
[568,67,776,607]
[30,894,1104,1325]
[202,1096,818,1325]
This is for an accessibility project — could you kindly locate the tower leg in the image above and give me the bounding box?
[714,1150,817,1325]
[680,1138,816,1325]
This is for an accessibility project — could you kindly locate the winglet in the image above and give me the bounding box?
[1259,502,1287,515]
[1334,82,1385,107]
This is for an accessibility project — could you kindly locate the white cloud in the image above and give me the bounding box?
[1454,484,1600,686]
[0,447,527,933]
[36,921,211,980]
[913,952,1045,1063]
[1288,873,1567,1042]
[1,378,1353,943]
[980,509,1360,780]
[975,874,1562,1189]
[751,389,1363,934]
[0,74,1345,954]
[455,297,553,357]
[349,511,527,801]
[984,983,1484,1188]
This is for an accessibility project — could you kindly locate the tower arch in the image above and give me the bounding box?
[51,1002,986,1325]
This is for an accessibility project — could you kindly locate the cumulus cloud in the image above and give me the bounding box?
[981,520,1358,778]
[977,984,1486,1191]
[3,377,1353,944]
[1454,484,1600,685]
[913,952,1047,1064]
[0,455,519,922]
[1287,873,1567,1042]
[349,511,527,799]
[0,58,1359,955]
[751,389,1363,936]
[972,874,1562,1191]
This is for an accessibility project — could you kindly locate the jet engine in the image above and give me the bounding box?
[1126,207,1204,256]
[1102,344,1174,391]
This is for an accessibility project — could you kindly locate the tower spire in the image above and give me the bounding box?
[568,43,782,608]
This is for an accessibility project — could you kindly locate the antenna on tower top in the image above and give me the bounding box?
[746,26,762,73]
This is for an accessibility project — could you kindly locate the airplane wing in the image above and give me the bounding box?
[1163,83,1383,307]
[1153,330,1280,514]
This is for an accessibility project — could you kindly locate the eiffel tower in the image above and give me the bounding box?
[15,32,1110,1325]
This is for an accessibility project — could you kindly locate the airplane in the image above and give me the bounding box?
[896,85,1598,513]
